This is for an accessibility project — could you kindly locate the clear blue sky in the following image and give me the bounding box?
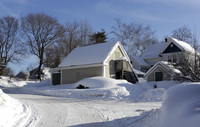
[1,0,200,74]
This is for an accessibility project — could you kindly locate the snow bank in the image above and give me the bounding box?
[0,76,37,87]
[20,77,180,102]
[161,83,200,127]
[74,77,128,88]
[0,89,31,127]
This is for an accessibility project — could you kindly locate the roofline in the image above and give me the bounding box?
[144,62,173,78]
[130,56,150,67]
[159,38,185,55]
[50,63,106,72]
[103,41,130,64]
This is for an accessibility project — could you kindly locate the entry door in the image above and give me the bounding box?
[52,73,61,85]
[155,72,163,81]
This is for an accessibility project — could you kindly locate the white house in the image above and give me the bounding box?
[130,38,196,73]
[50,41,138,85]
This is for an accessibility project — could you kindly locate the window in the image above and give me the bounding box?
[170,43,173,47]
[172,55,177,64]
[168,56,172,63]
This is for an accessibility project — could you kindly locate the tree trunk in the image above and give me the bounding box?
[38,52,43,81]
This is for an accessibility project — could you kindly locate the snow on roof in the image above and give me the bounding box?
[59,42,119,67]
[145,61,182,78]
[133,68,145,75]
[170,38,195,53]
[130,56,150,67]
[141,43,167,59]
[158,61,182,74]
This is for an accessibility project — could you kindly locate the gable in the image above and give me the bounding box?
[104,44,130,64]
[162,42,182,54]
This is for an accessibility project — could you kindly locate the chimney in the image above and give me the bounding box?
[165,38,168,42]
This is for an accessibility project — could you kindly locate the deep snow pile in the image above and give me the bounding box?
[0,76,37,88]
[20,77,180,102]
[161,83,200,127]
[0,89,31,127]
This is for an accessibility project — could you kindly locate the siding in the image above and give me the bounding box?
[147,66,171,82]
[62,66,103,84]
[105,46,125,78]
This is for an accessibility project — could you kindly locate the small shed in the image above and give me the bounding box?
[50,42,138,85]
[144,61,182,82]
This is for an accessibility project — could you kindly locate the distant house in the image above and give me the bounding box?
[144,61,182,82]
[130,38,196,73]
[50,42,138,85]
[29,67,44,79]
[16,72,28,79]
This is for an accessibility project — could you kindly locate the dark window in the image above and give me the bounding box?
[173,58,177,63]
[155,72,163,81]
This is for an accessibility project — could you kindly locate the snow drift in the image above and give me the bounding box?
[161,83,200,127]
[0,89,31,127]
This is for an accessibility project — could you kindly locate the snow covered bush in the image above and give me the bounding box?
[161,83,200,127]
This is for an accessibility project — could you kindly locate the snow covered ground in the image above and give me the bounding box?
[1,76,200,127]
[0,89,31,127]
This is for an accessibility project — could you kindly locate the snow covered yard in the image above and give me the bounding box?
[1,76,200,127]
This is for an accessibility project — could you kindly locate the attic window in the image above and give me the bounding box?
[170,44,173,47]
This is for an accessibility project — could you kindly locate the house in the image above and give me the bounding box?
[129,56,151,72]
[130,38,196,73]
[144,61,182,82]
[50,41,138,85]
[15,71,28,79]
[29,67,44,79]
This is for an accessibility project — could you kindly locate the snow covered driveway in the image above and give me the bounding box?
[9,93,161,127]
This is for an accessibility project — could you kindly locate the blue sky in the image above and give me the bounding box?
[1,0,200,74]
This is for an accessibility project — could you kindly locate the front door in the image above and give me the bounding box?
[52,73,61,85]
[155,72,163,81]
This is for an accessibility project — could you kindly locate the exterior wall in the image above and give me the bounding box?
[162,52,182,64]
[147,66,171,82]
[105,46,125,78]
[62,66,103,84]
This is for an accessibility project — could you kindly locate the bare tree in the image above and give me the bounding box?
[171,25,192,43]
[175,32,200,81]
[61,20,93,58]
[21,13,65,80]
[111,19,157,56]
[44,44,62,68]
[0,16,25,75]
